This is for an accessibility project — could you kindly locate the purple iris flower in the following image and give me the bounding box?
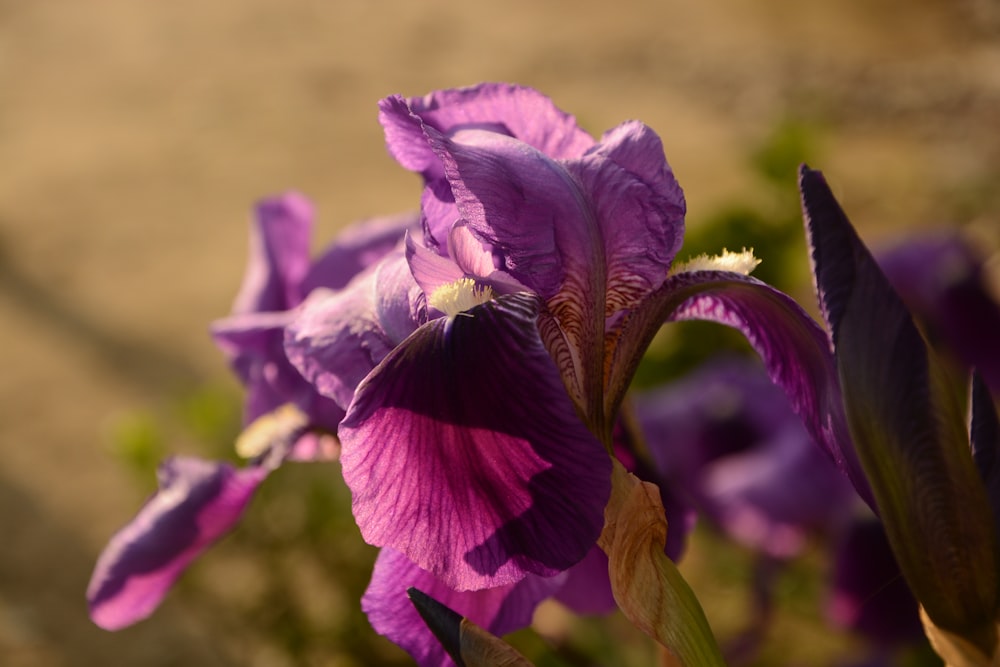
[87,194,416,630]
[284,84,878,663]
[90,84,895,666]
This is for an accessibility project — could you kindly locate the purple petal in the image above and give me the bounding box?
[569,121,686,315]
[363,548,562,667]
[611,269,875,509]
[379,84,594,180]
[425,127,608,417]
[87,457,268,630]
[302,211,416,294]
[231,193,314,315]
[552,545,617,615]
[339,293,611,590]
[429,127,603,302]
[284,254,421,411]
[211,310,345,429]
[405,233,466,304]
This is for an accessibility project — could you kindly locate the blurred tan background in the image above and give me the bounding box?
[2,1,999,665]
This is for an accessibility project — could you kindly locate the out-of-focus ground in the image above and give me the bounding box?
[2,1,999,665]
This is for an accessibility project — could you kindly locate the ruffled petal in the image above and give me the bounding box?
[87,457,268,630]
[426,127,607,418]
[339,293,611,590]
[569,121,686,315]
[380,84,594,180]
[430,128,604,301]
[363,548,562,667]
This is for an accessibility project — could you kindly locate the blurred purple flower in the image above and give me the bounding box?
[635,357,856,560]
[87,195,416,630]
[876,232,1000,393]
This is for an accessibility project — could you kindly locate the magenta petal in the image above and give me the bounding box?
[340,293,611,590]
[87,457,268,630]
[363,548,562,667]
[232,193,314,315]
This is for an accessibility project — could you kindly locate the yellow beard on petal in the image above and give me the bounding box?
[671,248,761,276]
[428,278,495,317]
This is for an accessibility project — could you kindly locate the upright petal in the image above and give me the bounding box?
[231,193,314,315]
[379,84,594,180]
[87,457,268,630]
[339,293,611,591]
[569,121,686,315]
[424,127,607,418]
[363,549,562,667]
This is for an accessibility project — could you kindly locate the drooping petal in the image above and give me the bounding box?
[231,193,314,315]
[801,166,999,643]
[284,253,421,411]
[363,548,562,667]
[568,121,686,315]
[339,293,611,591]
[609,269,875,509]
[302,211,416,294]
[87,457,269,630]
